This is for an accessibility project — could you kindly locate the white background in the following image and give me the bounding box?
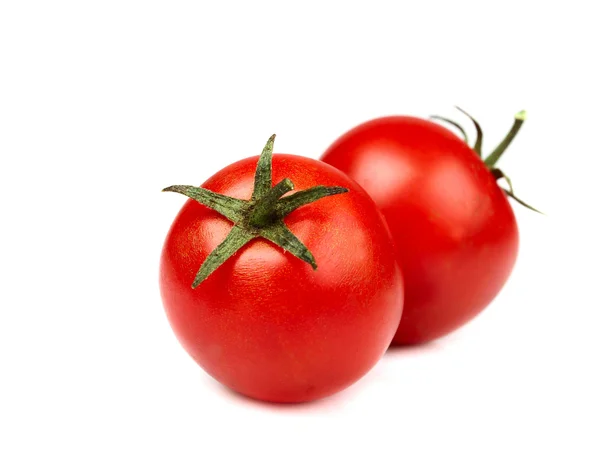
[1,1,598,460]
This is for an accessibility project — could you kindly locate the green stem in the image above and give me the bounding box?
[249,178,294,227]
[484,110,526,167]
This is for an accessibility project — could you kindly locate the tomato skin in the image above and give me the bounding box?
[321,116,519,345]
[160,154,403,403]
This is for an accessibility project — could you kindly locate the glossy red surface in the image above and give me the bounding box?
[322,116,519,344]
[160,154,403,402]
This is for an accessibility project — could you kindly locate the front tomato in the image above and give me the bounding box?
[160,136,403,403]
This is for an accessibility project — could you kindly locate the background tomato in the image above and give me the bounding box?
[160,138,403,403]
[321,113,529,344]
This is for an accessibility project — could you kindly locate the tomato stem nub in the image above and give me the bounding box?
[484,110,527,168]
[249,178,294,227]
[163,135,349,287]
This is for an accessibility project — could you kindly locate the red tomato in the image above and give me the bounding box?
[160,137,403,403]
[321,112,531,344]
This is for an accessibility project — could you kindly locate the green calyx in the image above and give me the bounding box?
[163,134,349,288]
[431,107,542,214]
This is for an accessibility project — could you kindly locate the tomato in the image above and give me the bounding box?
[321,110,536,344]
[160,136,403,403]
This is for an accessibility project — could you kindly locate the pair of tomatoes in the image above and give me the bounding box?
[160,109,533,403]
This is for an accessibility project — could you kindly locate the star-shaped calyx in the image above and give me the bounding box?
[163,135,349,288]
